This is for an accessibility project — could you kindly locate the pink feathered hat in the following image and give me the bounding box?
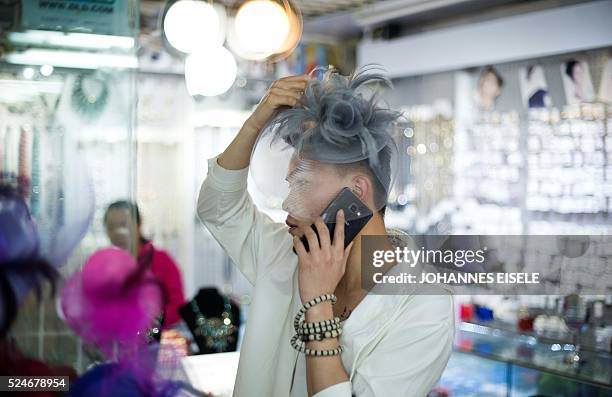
[60,247,163,356]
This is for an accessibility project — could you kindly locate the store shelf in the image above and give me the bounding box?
[456,321,612,389]
[463,318,610,354]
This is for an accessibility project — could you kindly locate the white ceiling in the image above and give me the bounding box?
[142,0,388,18]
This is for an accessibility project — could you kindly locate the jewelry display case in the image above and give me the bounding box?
[436,321,611,396]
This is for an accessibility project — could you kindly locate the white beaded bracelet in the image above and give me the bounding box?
[290,293,344,356]
[290,333,343,356]
[300,317,341,329]
[297,321,341,335]
[293,293,337,332]
[298,328,343,342]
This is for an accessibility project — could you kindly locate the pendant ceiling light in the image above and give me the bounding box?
[163,0,226,53]
[267,0,302,62]
[185,46,238,96]
[229,0,302,61]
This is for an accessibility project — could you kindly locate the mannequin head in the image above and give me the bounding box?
[565,59,585,84]
[478,66,504,110]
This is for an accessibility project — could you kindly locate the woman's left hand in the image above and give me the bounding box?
[293,209,354,304]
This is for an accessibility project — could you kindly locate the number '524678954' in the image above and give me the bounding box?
[1,376,69,391]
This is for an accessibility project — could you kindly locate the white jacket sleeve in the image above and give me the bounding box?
[312,381,352,397]
[196,156,292,286]
[351,294,455,397]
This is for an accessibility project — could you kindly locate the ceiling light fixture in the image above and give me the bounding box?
[184,46,237,96]
[163,0,226,53]
[232,0,291,60]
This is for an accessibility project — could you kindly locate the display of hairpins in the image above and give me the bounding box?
[0,117,33,199]
[389,105,456,234]
[526,103,612,234]
[453,110,524,235]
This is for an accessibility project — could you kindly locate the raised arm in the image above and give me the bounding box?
[217,75,308,170]
[197,75,308,285]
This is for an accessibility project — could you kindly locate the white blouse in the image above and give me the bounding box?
[197,156,455,397]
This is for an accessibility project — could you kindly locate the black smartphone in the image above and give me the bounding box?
[293,187,373,253]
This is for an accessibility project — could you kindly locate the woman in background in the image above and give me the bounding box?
[104,201,185,328]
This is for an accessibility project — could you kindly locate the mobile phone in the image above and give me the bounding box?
[293,187,373,253]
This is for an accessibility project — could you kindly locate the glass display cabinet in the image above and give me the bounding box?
[0,0,139,372]
[436,321,612,396]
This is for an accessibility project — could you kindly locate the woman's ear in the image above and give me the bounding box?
[351,175,371,203]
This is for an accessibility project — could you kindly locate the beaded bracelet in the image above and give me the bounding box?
[297,321,342,335]
[298,328,343,342]
[300,317,341,329]
[290,333,343,356]
[293,294,337,332]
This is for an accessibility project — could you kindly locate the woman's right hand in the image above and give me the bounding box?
[244,74,309,134]
[218,75,308,170]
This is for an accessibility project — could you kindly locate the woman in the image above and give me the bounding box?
[197,67,454,396]
[104,201,185,328]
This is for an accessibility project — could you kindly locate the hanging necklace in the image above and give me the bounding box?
[190,295,236,352]
[71,73,109,120]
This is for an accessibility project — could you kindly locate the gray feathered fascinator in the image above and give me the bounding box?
[265,65,402,167]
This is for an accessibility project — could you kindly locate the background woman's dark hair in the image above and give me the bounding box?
[565,59,579,81]
[103,200,141,226]
[0,259,58,338]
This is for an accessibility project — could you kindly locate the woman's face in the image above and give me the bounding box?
[282,158,348,238]
[104,208,138,250]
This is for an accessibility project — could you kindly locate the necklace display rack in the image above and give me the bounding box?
[179,287,241,354]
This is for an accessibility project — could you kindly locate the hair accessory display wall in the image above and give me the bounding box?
[526,103,611,232]
[391,105,454,233]
[454,110,523,235]
[391,51,612,296]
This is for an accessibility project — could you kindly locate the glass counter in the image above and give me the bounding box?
[1,0,139,373]
[435,321,612,396]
